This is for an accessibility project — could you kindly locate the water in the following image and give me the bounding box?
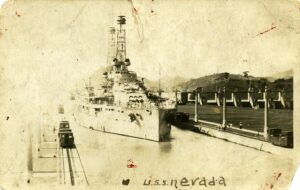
[70,118,294,190]
[3,100,291,189]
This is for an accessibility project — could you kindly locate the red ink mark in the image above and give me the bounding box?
[256,24,277,36]
[127,163,136,168]
[15,11,21,17]
[276,172,282,180]
[127,159,137,168]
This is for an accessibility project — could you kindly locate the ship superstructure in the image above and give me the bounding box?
[74,16,176,141]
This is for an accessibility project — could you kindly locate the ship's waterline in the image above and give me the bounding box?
[74,105,176,141]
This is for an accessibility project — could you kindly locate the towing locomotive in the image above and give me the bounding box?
[58,121,75,148]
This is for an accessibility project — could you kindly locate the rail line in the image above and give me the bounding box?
[75,146,89,186]
[66,148,75,185]
[59,146,89,186]
[70,149,78,179]
[61,148,66,184]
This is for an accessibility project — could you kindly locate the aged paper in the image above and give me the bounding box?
[0,0,299,189]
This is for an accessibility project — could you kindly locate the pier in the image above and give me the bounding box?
[171,89,292,110]
[175,86,293,153]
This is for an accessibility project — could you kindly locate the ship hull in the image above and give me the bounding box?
[74,105,176,142]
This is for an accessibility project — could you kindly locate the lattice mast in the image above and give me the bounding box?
[116,16,126,62]
[107,27,116,66]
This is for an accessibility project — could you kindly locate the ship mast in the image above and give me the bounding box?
[107,27,116,66]
[112,16,131,73]
[116,16,126,63]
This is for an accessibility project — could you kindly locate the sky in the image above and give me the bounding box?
[0,0,299,107]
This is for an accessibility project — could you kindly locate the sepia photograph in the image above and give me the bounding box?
[0,0,299,189]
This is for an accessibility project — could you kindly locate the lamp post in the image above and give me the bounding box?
[175,88,178,110]
[222,86,226,128]
[263,86,269,140]
[194,90,198,122]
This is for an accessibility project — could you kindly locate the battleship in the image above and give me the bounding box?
[73,16,177,142]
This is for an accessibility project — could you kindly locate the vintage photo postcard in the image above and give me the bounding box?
[0,0,299,189]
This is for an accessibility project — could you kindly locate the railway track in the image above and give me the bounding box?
[58,146,89,186]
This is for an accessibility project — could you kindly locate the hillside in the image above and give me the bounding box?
[73,68,293,94]
[174,72,293,92]
[144,76,189,91]
[268,69,293,82]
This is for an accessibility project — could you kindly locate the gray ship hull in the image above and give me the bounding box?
[74,104,176,141]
